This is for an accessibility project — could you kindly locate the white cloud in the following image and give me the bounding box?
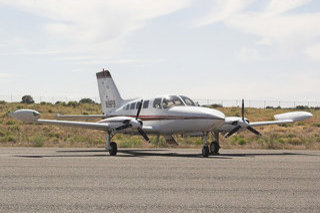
[0,49,61,56]
[192,0,255,27]
[235,47,262,62]
[265,0,313,15]
[59,56,166,65]
[0,73,11,79]
[0,0,192,56]
[304,43,320,61]
[193,0,320,56]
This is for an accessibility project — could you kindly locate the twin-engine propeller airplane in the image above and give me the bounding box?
[10,69,313,157]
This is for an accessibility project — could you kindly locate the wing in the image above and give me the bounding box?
[38,119,109,131]
[219,111,312,137]
[250,111,312,127]
[249,120,293,127]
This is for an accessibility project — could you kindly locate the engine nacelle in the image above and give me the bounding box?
[10,109,41,123]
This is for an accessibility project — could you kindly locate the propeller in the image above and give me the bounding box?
[225,99,261,138]
[116,100,151,143]
[115,120,131,131]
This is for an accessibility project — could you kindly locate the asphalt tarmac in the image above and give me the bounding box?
[0,148,319,212]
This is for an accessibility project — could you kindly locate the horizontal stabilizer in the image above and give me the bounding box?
[38,119,109,131]
[55,114,105,120]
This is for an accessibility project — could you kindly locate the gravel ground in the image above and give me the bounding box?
[0,148,320,212]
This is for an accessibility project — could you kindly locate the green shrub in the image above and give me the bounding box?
[119,138,142,148]
[238,138,246,145]
[0,129,5,137]
[32,135,45,147]
[79,98,95,104]
[67,101,78,108]
[209,104,223,108]
[6,120,16,125]
[0,131,16,142]
[296,105,309,110]
[312,123,320,128]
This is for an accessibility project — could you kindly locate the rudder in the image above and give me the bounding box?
[96,69,124,115]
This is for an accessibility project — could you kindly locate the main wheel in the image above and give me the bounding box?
[202,146,209,157]
[210,141,220,155]
[109,142,118,156]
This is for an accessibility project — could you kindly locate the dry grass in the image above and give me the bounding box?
[0,102,319,149]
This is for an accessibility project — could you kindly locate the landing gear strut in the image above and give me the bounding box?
[106,131,117,156]
[202,132,209,157]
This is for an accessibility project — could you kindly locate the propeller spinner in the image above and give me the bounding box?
[225,99,261,138]
[115,100,151,143]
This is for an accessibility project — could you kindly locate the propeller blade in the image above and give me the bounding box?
[136,100,143,120]
[138,127,151,143]
[225,125,241,138]
[241,99,244,121]
[247,126,262,136]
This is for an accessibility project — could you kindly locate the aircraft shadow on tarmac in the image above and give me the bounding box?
[14,149,317,159]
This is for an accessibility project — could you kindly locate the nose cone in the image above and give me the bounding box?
[197,107,225,121]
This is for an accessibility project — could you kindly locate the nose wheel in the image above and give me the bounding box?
[210,141,220,155]
[201,132,221,157]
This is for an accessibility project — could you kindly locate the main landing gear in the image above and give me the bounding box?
[202,132,220,157]
[106,131,117,156]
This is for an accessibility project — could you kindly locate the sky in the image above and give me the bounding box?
[0,0,320,103]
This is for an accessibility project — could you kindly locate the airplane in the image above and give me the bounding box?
[10,69,313,157]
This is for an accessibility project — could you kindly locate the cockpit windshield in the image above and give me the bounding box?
[162,95,184,109]
[180,95,196,106]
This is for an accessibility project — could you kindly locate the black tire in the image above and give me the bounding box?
[210,141,220,155]
[202,146,209,157]
[109,142,117,156]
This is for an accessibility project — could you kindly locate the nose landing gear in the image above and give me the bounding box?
[202,132,221,157]
[202,132,210,157]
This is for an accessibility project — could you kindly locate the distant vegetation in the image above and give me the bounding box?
[0,101,319,149]
[79,98,95,104]
[21,95,34,104]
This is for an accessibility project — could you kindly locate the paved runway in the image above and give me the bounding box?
[0,148,319,212]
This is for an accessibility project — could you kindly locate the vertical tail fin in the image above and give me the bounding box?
[96,69,124,115]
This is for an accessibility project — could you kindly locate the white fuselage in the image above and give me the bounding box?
[102,95,226,135]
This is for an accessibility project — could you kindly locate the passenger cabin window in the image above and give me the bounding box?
[180,96,196,106]
[153,98,162,109]
[136,101,141,109]
[143,100,149,109]
[130,102,136,110]
[162,95,184,109]
[126,104,130,110]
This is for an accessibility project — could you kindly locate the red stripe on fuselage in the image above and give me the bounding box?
[106,115,221,121]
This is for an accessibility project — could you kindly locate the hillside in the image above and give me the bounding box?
[0,102,319,149]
